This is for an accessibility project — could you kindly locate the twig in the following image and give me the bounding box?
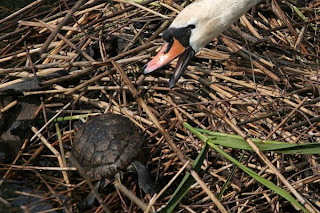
[39,0,88,54]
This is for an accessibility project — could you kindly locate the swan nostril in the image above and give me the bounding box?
[164,39,174,54]
[189,24,195,29]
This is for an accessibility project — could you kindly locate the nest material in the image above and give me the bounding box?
[0,0,319,212]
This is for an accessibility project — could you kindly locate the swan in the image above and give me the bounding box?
[143,0,260,87]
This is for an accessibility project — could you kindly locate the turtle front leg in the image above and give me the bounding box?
[78,180,100,208]
[79,179,111,208]
[129,161,158,195]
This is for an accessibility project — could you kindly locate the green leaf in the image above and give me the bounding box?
[128,0,161,7]
[193,128,320,154]
[53,114,91,122]
[184,123,309,213]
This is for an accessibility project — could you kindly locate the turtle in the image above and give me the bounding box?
[71,114,156,206]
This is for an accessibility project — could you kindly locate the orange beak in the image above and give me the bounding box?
[143,38,195,87]
[143,38,185,74]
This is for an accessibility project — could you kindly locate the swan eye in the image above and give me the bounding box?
[189,24,196,29]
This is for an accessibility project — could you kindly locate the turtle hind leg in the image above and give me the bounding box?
[129,161,158,195]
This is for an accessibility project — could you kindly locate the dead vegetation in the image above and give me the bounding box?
[0,0,319,212]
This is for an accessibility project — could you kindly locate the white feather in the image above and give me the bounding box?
[170,0,260,52]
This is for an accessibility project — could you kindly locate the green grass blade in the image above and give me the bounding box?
[218,151,244,199]
[128,0,161,7]
[193,128,320,154]
[53,113,100,122]
[207,140,309,213]
[184,123,309,213]
[162,135,209,213]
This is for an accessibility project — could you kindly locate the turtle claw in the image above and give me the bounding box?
[114,171,124,183]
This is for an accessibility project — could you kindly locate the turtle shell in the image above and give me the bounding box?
[72,114,143,180]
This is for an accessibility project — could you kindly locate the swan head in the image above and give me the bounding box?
[143,2,211,87]
[143,0,259,87]
[142,21,200,87]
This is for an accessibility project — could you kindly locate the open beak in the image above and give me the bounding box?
[143,38,195,87]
